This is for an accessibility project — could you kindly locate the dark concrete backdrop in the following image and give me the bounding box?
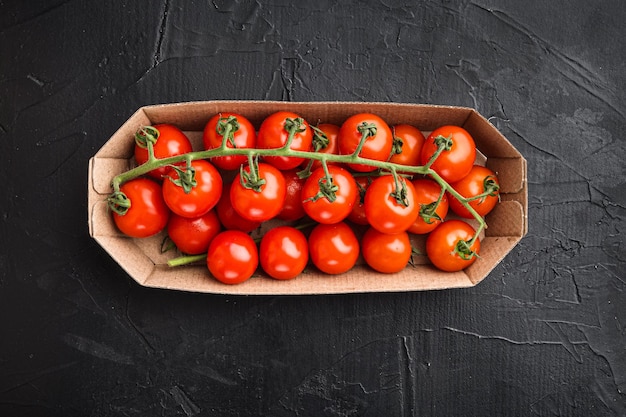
[1,1,625,415]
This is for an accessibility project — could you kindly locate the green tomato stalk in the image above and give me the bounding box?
[108,124,489,261]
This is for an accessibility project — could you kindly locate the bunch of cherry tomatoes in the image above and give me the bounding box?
[108,111,500,285]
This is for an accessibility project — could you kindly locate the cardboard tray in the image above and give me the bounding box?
[88,101,528,295]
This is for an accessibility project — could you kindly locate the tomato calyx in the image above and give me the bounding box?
[389,170,411,208]
[423,134,453,169]
[164,162,197,194]
[419,201,443,224]
[283,117,307,148]
[303,164,339,203]
[107,189,131,215]
[353,122,378,156]
[455,239,480,261]
[391,132,404,156]
[239,154,266,192]
[310,125,330,151]
[134,125,160,149]
[216,115,240,148]
[467,175,500,204]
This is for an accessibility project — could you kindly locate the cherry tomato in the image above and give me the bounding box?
[426,220,480,272]
[134,124,193,180]
[408,178,449,235]
[167,210,221,255]
[257,111,313,170]
[203,112,257,170]
[308,222,359,275]
[420,125,476,183]
[112,178,170,238]
[338,113,394,172]
[301,165,358,224]
[207,230,258,284]
[364,174,420,234]
[230,162,286,222]
[162,159,223,218]
[259,226,309,280]
[277,169,306,221]
[347,175,372,226]
[361,228,412,273]
[389,124,425,168]
[216,181,262,232]
[303,123,341,172]
[448,165,500,218]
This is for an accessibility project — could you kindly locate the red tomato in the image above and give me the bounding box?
[162,159,222,218]
[257,111,313,170]
[259,226,309,280]
[338,113,394,172]
[389,124,425,168]
[216,181,261,232]
[304,123,341,172]
[361,228,412,273]
[364,174,420,234]
[277,169,306,221]
[448,165,500,218]
[203,112,257,170]
[301,165,358,224]
[112,178,170,238]
[167,210,221,255]
[420,125,476,183]
[308,222,359,275]
[230,162,286,222]
[207,230,258,284]
[408,178,449,235]
[426,220,480,272]
[347,175,372,226]
[134,124,193,180]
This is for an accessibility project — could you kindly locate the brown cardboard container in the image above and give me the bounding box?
[88,101,528,295]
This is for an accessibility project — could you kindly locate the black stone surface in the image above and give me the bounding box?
[1,1,625,416]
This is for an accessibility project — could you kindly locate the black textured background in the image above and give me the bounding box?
[2,1,625,416]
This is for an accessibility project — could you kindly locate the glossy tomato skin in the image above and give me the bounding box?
[203,112,256,170]
[448,165,500,218]
[361,228,412,273]
[347,175,372,226]
[134,124,193,180]
[364,175,420,234]
[113,178,170,238]
[207,230,258,284]
[408,178,449,234]
[260,226,309,280]
[308,222,359,275]
[230,162,286,222]
[162,159,223,218]
[420,125,476,183]
[277,169,306,221]
[304,123,341,172]
[257,111,313,170]
[167,210,221,255]
[426,220,480,272]
[216,181,261,232]
[338,113,393,172]
[389,124,425,169]
[301,165,358,224]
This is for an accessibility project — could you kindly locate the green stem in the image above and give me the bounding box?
[423,134,453,171]
[352,122,377,158]
[109,134,487,246]
[282,117,306,150]
[168,253,207,267]
[217,115,239,149]
[427,170,486,246]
